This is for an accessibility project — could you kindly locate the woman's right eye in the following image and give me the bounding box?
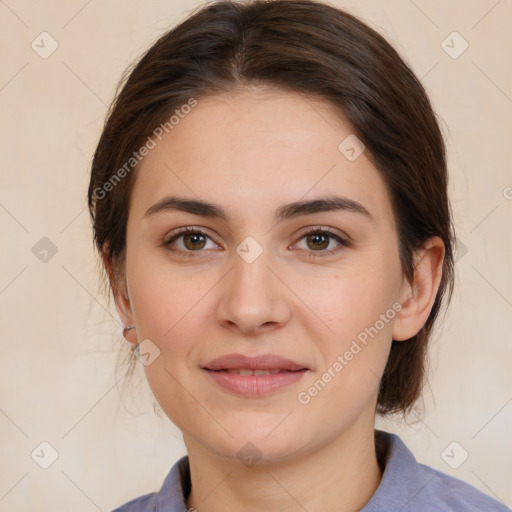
[164,227,220,255]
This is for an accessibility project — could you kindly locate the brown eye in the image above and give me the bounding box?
[181,231,207,250]
[164,228,219,254]
[305,232,331,251]
[294,227,350,258]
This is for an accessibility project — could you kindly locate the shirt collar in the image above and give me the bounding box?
[155,430,423,512]
[362,429,427,511]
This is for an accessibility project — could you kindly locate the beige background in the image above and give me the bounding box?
[1,0,511,510]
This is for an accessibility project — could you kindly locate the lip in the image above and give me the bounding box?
[204,353,308,371]
[202,353,310,397]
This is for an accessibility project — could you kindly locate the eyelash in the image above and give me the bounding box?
[298,226,351,258]
[163,226,350,258]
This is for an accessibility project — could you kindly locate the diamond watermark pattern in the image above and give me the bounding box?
[32,237,58,263]
[441,441,469,469]
[31,31,59,59]
[236,236,263,264]
[441,31,469,59]
[31,441,59,469]
[338,134,365,161]
[134,338,161,366]
[454,240,468,263]
[237,442,262,468]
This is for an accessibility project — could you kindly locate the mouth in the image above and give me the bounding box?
[203,353,308,372]
[213,368,298,375]
[202,353,309,396]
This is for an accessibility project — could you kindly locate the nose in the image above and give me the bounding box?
[215,243,292,336]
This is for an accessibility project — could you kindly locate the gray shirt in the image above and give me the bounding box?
[112,430,509,511]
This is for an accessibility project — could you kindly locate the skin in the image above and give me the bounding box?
[105,85,444,512]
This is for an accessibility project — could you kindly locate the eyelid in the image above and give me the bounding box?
[163,225,351,256]
[294,225,350,243]
[291,226,351,255]
[163,226,221,248]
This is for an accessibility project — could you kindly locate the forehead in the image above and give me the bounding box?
[130,86,395,230]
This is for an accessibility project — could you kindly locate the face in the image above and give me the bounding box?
[116,86,410,463]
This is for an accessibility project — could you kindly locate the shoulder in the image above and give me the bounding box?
[364,431,509,512]
[112,492,158,512]
[413,461,509,511]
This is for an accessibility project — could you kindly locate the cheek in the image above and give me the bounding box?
[126,252,216,409]
[297,263,399,404]
[128,250,205,339]
[297,263,399,344]
[295,277,397,429]
[128,261,207,428]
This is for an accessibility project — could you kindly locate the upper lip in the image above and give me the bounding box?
[203,353,308,371]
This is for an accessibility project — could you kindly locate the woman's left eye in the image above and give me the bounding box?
[293,228,350,257]
[163,227,350,257]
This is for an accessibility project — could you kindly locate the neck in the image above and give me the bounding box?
[184,422,382,512]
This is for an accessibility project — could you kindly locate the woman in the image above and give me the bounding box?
[88,1,508,510]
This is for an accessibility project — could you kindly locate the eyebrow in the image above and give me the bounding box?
[144,194,374,224]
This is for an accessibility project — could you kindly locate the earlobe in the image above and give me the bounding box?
[122,325,137,344]
[101,247,137,344]
[392,237,445,342]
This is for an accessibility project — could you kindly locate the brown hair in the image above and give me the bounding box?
[88,0,455,416]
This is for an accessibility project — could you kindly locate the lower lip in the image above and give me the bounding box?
[203,369,308,396]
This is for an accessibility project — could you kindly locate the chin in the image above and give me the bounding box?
[191,420,312,467]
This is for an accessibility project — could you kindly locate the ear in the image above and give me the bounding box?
[392,236,445,341]
[101,246,137,345]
